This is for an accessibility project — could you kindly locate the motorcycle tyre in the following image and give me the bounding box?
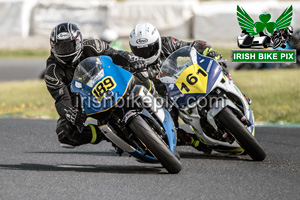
[216,107,266,161]
[128,115,182,174]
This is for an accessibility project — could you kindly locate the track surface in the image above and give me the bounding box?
[0,59,45,81]
[0,119,299,200]
[0,59,237,82]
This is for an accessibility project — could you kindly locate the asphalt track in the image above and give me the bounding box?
[0,59,237,82]
[0,59,46,81]
[0,118,299,200]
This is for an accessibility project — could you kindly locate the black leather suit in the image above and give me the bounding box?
[44,39,149,146]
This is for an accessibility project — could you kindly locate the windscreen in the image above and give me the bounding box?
[159,46,192,79]
[73,57,104,87]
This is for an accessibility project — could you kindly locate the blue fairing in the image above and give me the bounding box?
[138,108,177,155]
[162,108,177,154]
[71,56,133,115]
[130,150,158,163]
[196,53,222,94]
[71,55,177,163]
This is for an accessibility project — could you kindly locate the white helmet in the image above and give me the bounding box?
[129,23,161,65]
[101,29,118,44]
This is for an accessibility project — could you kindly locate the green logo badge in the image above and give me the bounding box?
[237,5,293,36]
[232,5,296,63]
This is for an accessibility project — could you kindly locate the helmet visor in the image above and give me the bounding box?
[54,41,76,56]
[131,39,159,59]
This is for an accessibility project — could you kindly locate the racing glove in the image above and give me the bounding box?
[203,47,222,61]
[129,55,147,73]
[65,108,87,126]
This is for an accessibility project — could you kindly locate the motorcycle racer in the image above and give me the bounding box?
[45,22,149,149]
[129,22,224,153]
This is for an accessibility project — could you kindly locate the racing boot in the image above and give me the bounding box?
[177,128,212,154]
[56,118,104,148]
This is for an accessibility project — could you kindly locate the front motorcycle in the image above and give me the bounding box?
[159,47,266,161]
[71,56,182,173]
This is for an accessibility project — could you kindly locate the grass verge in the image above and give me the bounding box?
[231,69,300,123]
[0,69,300,123]
[0,80,58,119]
[0,49,49,59]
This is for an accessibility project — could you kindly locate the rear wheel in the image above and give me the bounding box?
[215,107,266,161]
[128,115,182,174]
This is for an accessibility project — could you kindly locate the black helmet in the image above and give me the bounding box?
[50,22,83,65]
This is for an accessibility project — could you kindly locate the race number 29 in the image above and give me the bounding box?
[93,76,116,101]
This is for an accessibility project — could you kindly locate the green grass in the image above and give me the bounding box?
[0,49,50,59]
[213,46,233,60]
[231,69,300,123]
[0,80,58,119]
[0,69,300,123]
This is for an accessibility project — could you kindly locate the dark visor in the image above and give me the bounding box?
[54,41,76,55]
[131,39,159,59]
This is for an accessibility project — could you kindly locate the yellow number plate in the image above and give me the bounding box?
[92,76,117,102]
[175,64,208,94]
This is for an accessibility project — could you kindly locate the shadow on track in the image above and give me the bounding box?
[26,150,252,161]
[24,151,118,157]
[178,151,252,161]
[0,163,164,174]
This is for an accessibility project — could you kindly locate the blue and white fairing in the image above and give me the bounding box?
[159,47,222,108]
[160,47,255,152]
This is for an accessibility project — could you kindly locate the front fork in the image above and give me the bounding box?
[207,98,254,136]
[123,85,177,154]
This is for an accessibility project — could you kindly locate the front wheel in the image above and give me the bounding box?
[128,115,182,174]
[215,107,266,161]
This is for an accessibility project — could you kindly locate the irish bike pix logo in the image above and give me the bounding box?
[232,5,296,63]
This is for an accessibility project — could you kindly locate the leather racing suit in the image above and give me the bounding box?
[44,39,151,147]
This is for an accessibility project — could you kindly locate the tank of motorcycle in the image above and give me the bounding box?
[71,55,133,115]
[159,46,222,108]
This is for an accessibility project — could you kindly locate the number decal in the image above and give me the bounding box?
[175,64,208,94]
[93,76,117,102]
[180,82,190,92]
[186,74,198,85]
[196,68,207,77]
[103,77,114,90]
